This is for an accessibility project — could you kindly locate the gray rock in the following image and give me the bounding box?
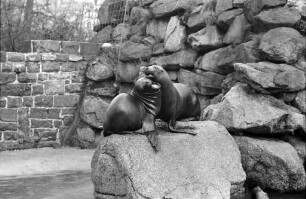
[244,0,288,22]
[259,27,306,64]
[119,40,152,61]
[203,83,306,134]
[149,0,196,18]
[76,127,95,148]
[80,95,109,128]
[112,23,131,43]
[217,8,244,31]
[253,7,301,33]
[164,16,186,53]
[152,43,164,55]
[87,81,117,98]
[234,136,306,192]
[178,69,225,95]
[195,45,235,75]
[215,0,233,15]
[150,49,197,70]
[282,135,306,164]
[146,19,168,41]
[233,0,245,8]
[92,121,246,199]
[223,14,251,45]
[116,61,141,83]
[293,90,306,113]
[234,62,305,93]
[187,2,217,31]
[129,7,152,26]
[188,25,223,51]
[86,57,115,81]
[91,25,113,43]
[234,35,261,63]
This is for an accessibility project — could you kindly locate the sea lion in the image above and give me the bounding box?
[103,77,161,151]
[144,65,201,134]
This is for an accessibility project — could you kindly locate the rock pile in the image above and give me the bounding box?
[89,0,306,197]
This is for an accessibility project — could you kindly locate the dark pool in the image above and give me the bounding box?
[0,171,305,199]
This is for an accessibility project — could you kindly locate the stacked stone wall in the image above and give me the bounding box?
[0,40,103,151]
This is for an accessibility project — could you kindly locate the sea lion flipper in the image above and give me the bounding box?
[168,123,197,136]
[145,130,160,152]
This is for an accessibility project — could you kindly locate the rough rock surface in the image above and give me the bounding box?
[91,25,113,43]
[234,62,305,93]
[86,58,114,81]
[178,69,225,95]
[203,83,306,134]
[119,40,152,61]
[75,127,95,148]
[234,136,306,192]
[217,8,244,31]
[215,0,233,15]
[164,16,186,53]
[146,19,168,41]
[187,2,216,31]
[282,135,306,164]
[188,25,223,51]
[195,45,235,75]
[116,61,141,83]
[259,27,306,64]
[92,121,246,199]
[112,23,131,43]
[292,90,306,114]
[150,49,197,70]
[80,95,109,128]
[253,7,301,33]
[234,35,261,63]
[149,0,195,18]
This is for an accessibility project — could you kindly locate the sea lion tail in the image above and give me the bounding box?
[144,130,160,152]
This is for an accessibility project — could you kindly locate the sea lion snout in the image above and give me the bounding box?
[135,77,160,93]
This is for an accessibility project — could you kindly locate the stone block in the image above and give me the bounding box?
[63,115,74,126]
[23,96,33,107]
[44,81,65,95]
[7,52,25,62]
[0,99,6,108]
[65,84,83,93]
[38,74,48,82]
[61,61,86,72]
[87,81,117,97]
[32,84,44,95]
[54,95,78,107]
[31,119,53,128]
[2,62,13,72]
[0,51,6,62]
[71,72,85,83]
[69,55,83,62]
[34,129,57,141]
[0,122,18,131]
[42,61,60,72]
[80,42,100,57]
[18,107,30,136]
[0,73,16,84]
[26,53,41,62]
[42,53,57,61]
[4,131,20,140]
[49,73,70,80]
[7,97,22,108]
[54,120,62,128]
[34,96,53,107]
[30,108,60,119]
[61,41,79,54]
[32,40,60,53]
[0,108,18,122]
[56,54,69,61]
[18,73,37,83]
[164,16,186,53]
[26,62,40,73]
[0,84,31,96]
[13,62,26,73]
[61,108,76,115]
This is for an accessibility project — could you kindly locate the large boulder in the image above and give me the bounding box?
[116,61,141,83]
[259,27,306,64]
[92,121,246,199]
[234,62,305,93]
[215,0,233,15]
[80,95,109,128]
[146,19,168,41]
[119,40,152,61]
[112,23,131,43]
[91,25,113,43]
[223,14,251,45]
[150,49,197,70]
[86,57,115,81]
[234,35,261,63]
[293,90,306,114]
[178,69,225,95]
[234,136,306,192]
[203,83,306,135]
[195,45,235,75]
[188,25,223,51]
[129,7,152,26]
[253,7,301,33]
[187,1,217,31]
[217,8,244,31]
[164,16,186,53]
[87,80,117,98]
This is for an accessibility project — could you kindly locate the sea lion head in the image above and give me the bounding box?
[134,77,161,93]
[144,65,170,84]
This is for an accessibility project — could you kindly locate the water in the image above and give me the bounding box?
[0,171,93,199]
[0,171,305,199]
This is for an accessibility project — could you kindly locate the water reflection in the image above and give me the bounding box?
[0,171,93,199]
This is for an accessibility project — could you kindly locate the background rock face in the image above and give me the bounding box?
[234,136,306,192]
[259,27,306,64]
[164,16,186,53]
[92,121,246,199]
[203,83,306,135]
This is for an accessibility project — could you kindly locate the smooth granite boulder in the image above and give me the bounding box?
[92,121,246,199]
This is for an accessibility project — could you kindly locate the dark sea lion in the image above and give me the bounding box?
[144,65,201,134]
[103,77,161,151]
